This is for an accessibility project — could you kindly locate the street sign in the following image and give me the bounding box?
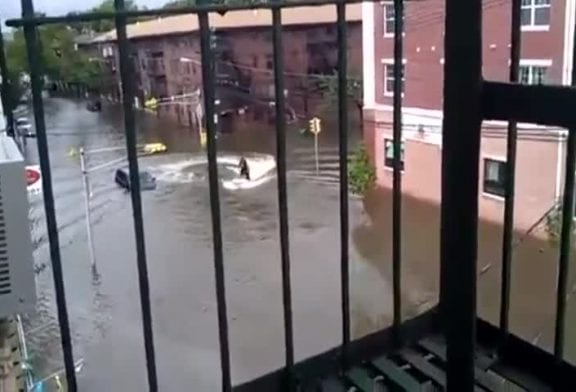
[25,165,42,195]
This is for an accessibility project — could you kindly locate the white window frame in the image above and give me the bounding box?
[382,59,406,97]
[383,2,395,37]
[518,59,552,84]
[521,0,551,32]
[482,155,507,200]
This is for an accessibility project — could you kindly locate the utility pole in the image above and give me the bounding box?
[80,148,98,276]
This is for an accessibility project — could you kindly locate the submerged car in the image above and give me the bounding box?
[114,169,157,191]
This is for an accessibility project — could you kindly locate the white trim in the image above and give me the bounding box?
[362,1,376,106]
[562,0,576,85]
[482,192,505,202]
[380,58,408,64]
[521,25,550,32]
[483,154,507,163]
[519,59,553,66]
[363,103,568,134]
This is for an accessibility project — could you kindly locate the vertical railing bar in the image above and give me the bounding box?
[441,0,482,389]
[0,22,15,137]
[553,15,576,360]
[554,130,575,361]
[392,0,404,339]
[113,0,159,390]
[271,2,295,387]
[197,5,232,391]
[20,1,78,390]
[336,0,350,366]
[499,0,521,344]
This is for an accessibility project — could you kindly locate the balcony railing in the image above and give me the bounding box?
[2,0,576,391]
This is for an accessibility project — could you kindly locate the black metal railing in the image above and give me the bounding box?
[1,0,404,390]
[1,0,575,390]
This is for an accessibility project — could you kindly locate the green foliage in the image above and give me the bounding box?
[544,204,573,245]
[316,71,363,112]
[348,144,376,195]
[89,0,139,32]
[5,24,103,93]
[163,0,263,5]
[163,0,197,7]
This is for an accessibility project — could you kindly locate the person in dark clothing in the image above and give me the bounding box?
[238,157,250,180]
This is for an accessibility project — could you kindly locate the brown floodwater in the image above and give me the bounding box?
[19,97,576,390]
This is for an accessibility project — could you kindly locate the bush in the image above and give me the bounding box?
[545,203,576,244]
[349,144,376,195]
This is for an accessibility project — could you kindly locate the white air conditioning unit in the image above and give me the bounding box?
[0,135,35,317]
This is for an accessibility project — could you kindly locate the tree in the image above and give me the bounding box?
[163,0,197,8]
[89,0,139,32]
[5,25,103,93]
[316,71,363,123]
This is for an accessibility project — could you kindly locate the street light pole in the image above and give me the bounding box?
[79,148,97,275]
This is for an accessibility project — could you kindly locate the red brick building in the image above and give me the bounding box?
[91,6,362,127]
[363,0,574,230]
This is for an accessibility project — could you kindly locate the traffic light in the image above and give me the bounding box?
[308,117,321,135]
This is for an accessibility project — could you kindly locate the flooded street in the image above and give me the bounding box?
[21,98,576,390]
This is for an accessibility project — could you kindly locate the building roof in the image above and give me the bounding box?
[92,4,361,43]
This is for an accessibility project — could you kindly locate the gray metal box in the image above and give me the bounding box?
[0,136,36,316]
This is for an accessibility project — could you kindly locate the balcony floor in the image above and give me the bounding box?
[235,309,576,392]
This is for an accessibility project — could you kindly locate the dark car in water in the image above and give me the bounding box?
[114,169,157,191]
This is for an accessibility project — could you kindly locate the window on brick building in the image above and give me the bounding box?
[266,55,273,70]
[519,64,547,84]
[483,158,506,197]
[384,139,405,170]
[521,0,550,28]
[383,2,395,36]
[383,62,405,96]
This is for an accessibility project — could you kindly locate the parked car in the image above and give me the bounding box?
[16,117,35,137]
[86,100,102,112]
[114,169,157,191]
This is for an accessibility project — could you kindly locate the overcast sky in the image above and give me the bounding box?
[1,0,167,22]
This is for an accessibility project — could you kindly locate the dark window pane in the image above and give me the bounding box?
[519,66,530,84]
[483,159,506,197]
[534,7,550,25]
[521,9,532,25]
[533,66,547,84]
[385,4,395,19]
